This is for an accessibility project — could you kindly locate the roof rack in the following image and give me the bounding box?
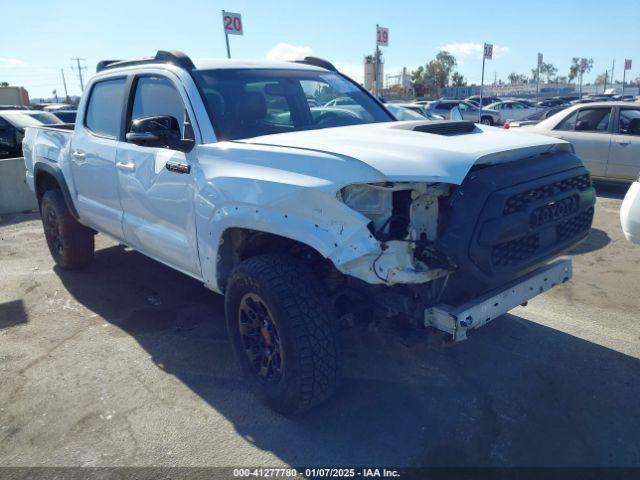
[96,50,195,73]
[293,56,337,72]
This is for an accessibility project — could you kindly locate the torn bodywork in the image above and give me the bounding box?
[335,181,454,285]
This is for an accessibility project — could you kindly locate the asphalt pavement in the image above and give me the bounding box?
[1,183,639,467]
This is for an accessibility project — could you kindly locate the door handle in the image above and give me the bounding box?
[617,140,631,146]
[116,161,136,172]
[71,151,86,160]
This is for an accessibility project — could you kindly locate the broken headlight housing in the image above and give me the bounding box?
[339,183,394,234]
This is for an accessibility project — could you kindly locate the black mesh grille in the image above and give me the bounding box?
[557,207,595,243]
[413,121,476,136]
[492,234,540,267]
[504,173,591,215]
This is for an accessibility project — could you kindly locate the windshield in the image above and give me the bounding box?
[192,68,394,140]
[3,112,62,129]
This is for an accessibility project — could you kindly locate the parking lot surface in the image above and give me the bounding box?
[1,184,639,467]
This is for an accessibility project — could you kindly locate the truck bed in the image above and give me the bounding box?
[22,125,75,194]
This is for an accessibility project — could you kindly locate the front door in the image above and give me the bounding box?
[115,74,201,277]
[69,77,127,238]
[551,106,613,178]
[607,107,640,181]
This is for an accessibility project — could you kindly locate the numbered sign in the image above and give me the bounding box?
[222,11,243,35]
[625,59,632,70]
[377,26,389,47]
[580,58,588,70]
[484,43,493,60]
[538,53,543,66]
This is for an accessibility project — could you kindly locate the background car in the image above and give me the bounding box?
[503,105,567,128]
[385,104,429,121]
[518,102,640,182]
[0,110,63,158]
[621,177,640,245]
[537,98,568,108]
[425,99,500,125]
[486,100,537,121]
[466,95,502,107]
[43,104,76,112]
[324,97,357,107]
[51,110,77,123]
[387,102,445,120]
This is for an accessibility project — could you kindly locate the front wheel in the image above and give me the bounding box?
[480,116,494,126]
[225,254,342,415]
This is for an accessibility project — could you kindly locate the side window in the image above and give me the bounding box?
[130,76,192,138]
[619,108,640,135]
[575,108,611,132]
[85,78,127,138]
[556,111,578,131]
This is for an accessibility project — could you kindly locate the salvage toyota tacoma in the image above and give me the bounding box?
[22,51,596,415]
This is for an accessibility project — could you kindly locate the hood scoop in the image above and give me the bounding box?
[412,121,477,136]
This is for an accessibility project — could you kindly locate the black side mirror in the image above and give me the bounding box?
[126,115,194,151]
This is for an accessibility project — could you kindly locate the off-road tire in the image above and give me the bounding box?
[40,189,94,269]
[225,254,342,416]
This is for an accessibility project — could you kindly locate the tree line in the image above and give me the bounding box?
[409,53,636,96]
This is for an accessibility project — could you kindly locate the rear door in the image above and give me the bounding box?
[607,106,640,181]
[550,106,613,178]
[115,73,201,277]
[70,77,127,239]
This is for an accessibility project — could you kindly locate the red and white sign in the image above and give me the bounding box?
[580,58,588,70]
[222,11,243,36]
[376,26,389,47]
[484,43,493,60]
[625,59,632,70]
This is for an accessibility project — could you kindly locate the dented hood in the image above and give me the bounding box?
[240,121,570,185]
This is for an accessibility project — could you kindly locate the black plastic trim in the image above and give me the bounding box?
[294,56,337,71]
[435,151,596,288]
[33,162,79,219]
[96,50,195,73]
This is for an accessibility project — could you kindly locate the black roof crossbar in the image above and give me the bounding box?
[293,56,337,72]
[96,50,195,73]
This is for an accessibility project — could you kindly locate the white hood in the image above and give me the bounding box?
[239,121,570,185]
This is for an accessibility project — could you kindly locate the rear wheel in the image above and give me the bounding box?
[480,116,493,126]
[40,189,94,269]
[225,254,341,416]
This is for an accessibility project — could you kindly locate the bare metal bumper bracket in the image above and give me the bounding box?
[424,259,573,342]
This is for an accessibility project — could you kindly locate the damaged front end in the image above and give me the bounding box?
[325,150,595,341]
[334,182,456,285]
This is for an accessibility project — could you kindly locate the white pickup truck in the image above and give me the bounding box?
[23,51,596,415]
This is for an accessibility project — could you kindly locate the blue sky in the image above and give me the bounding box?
[2,0,639,98]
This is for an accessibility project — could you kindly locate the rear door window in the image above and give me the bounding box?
[84,78,127,138]
[618,108,640,135]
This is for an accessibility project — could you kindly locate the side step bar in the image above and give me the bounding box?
[424,259,573,342]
